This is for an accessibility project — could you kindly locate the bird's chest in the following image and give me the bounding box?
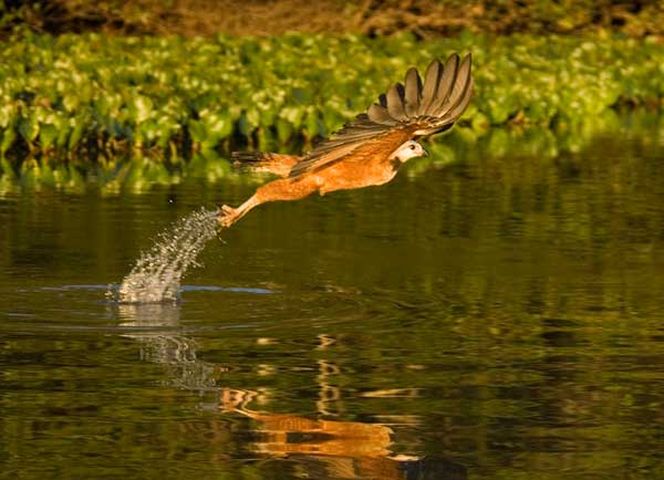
[316,159,398,195]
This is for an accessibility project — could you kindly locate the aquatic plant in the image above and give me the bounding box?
[0,32,661,162]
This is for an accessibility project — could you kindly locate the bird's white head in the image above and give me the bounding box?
[392,140,427,163]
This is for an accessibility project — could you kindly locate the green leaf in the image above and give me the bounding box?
[68,120,85,150]
[39,123,58,149]
[276,118,293,143]
[131,95,154,123]
[1,127,16,155]
[17,115,38,143]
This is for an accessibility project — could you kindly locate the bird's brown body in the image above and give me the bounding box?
[219,54,473,227]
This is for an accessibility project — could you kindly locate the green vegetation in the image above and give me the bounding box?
[0,31,662,169]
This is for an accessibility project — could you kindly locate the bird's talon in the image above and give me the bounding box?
[217,205,238,228]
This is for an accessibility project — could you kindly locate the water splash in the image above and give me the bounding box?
[111,207,219,304]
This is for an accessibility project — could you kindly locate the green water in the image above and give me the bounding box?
[1,117,663,479]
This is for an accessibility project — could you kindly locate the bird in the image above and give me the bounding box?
[218,53,473,228]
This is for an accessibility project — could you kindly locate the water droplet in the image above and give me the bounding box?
[113,207,219,303]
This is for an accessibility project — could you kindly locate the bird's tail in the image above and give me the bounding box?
[231,151,266,164]
[231,151,300,178]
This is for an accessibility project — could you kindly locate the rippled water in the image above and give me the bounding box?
[1,118,663,479]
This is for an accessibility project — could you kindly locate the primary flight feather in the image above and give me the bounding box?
[219,53,473,227]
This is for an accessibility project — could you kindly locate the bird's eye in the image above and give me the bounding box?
[409,144,416,150]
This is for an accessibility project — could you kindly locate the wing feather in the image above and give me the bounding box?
[386,83,407,121]
[433,53,472,118]
[368,103,397,125]
[289,127,415,177]
[418,59,442,115]
[442,76,473,123]
[426,53,459,116]
[404,67,421,117]
[287,53,473,177]
[378,93,388,107]
[289,141,365,176]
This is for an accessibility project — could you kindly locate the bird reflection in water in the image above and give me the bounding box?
[116,303,466,480]
[220,387,467,480]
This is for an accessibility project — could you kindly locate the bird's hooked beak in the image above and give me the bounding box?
[423,148,429,157]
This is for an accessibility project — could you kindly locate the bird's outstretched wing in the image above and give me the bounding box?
[289,53,473,177]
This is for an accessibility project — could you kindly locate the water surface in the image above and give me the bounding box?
[1,117,663,479]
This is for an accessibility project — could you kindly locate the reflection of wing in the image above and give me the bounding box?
[290,53,473,177]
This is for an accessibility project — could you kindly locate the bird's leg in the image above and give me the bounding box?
[218,199,257,227]
[218,176,319,228]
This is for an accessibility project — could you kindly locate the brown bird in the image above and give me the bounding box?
[218,53,473,227]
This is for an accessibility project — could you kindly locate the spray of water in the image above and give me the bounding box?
[111,207,219,304]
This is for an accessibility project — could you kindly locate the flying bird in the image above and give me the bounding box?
[218,53,473,227]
